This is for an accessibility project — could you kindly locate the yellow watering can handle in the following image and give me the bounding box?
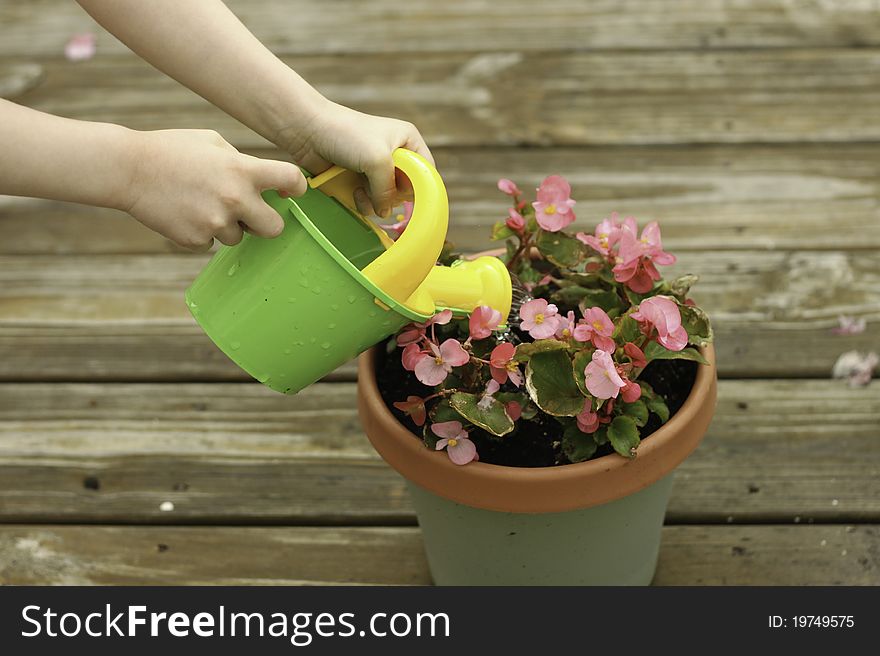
[361,149,448,313]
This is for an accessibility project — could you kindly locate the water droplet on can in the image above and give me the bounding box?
[299,278,309,288]
[258,375,270,384]
[283,348,291,355]
[347,295,357,304]
[328,323,336,329]
[287,297,297,304]
[321,342,331,350]
[230,341,241,351]
[330,304,339,311]
[227,263,239,276]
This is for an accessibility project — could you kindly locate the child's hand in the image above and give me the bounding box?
[127,129,307,250]
[277,101,434,219]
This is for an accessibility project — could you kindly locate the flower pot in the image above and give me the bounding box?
[357,343,717,586]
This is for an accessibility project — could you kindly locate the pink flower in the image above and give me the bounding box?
[401,343,426,371]
[519,298,561,339]
[497,179,522,196]
[469,305,502,340]
[572,307,616,352]
[64,33,96,62]
[413,338,470,386]
[393,395,427,426]
[532,175,576,232]
[505,208,525,232]
[832,350,878,387]
[576,399,600,434]
[831,315,867,336]
[584,349,626,400]
[555,311,576,340]
[381,202,414,240]
[505,401,522,421]
[630,296,688,352]
[620,381,642,403]
[432,421,478,465]
[489,342,522,387]
[623,342,647,369]
[613,221,676,293]
[478,379,501,410]
[576,212,628,257]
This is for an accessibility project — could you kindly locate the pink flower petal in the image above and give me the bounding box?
[584,350,626,399]
[497,179,521,196]
[415,357,449,386]
[64,33,96,62]
[431,421,465,440]
[446,437,478,465]
[439,338,470,367]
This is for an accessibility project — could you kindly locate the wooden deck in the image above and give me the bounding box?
[1,0,878,585]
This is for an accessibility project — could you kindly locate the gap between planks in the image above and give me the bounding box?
[0,380,876,526]
[0,524,876,586]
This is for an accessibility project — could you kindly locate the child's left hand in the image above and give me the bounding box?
[275,100,434,220]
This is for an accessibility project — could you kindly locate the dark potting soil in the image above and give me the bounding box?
[375,340,698,468]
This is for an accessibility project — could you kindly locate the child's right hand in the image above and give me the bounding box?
[126,128,307,251]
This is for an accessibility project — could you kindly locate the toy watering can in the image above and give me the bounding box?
[185,148,512,394]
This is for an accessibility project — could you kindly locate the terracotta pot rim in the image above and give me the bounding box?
[358,341,717,514]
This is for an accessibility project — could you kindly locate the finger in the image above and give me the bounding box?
[241,196,286,239]
[404,132,435,168]
[243,155,308,197]
[363,151,396,218]
[353,187,375,217]
[216,222,245,246]
[394,169,414,202]
[184,237,214,253]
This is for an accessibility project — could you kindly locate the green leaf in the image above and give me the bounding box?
[504,239,517,264]
[613,314,642,344]
[572,349,592,398]
[491,221,515,241]
[666,274,699,301]
[624,286,658,306]
[559,271,603,287]
[430,399,461,423]
[646,396,670,423]
[562,423,598,463]
[516,259,543,284]
[607,415,640,458]
[643,341,709,365]
[620,399,649,427]
[593,425,609,446]
[678,303,713,347]
[450,392,515,437]
[536,230,585,268]
[513,339,569,362]
[524,350,585,417]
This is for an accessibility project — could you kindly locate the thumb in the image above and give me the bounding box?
[362,151,397,218]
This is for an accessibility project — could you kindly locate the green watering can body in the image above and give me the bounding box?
[186,149,511,395]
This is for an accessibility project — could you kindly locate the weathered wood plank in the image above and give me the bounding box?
[5,0,880,57]
[7,49,880,146]
[0,251,876,380]
[4,144,880,255]
[0,524,876,585]
[0,381,876,524]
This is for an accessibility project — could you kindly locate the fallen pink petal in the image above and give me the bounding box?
[64,33,97,62]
